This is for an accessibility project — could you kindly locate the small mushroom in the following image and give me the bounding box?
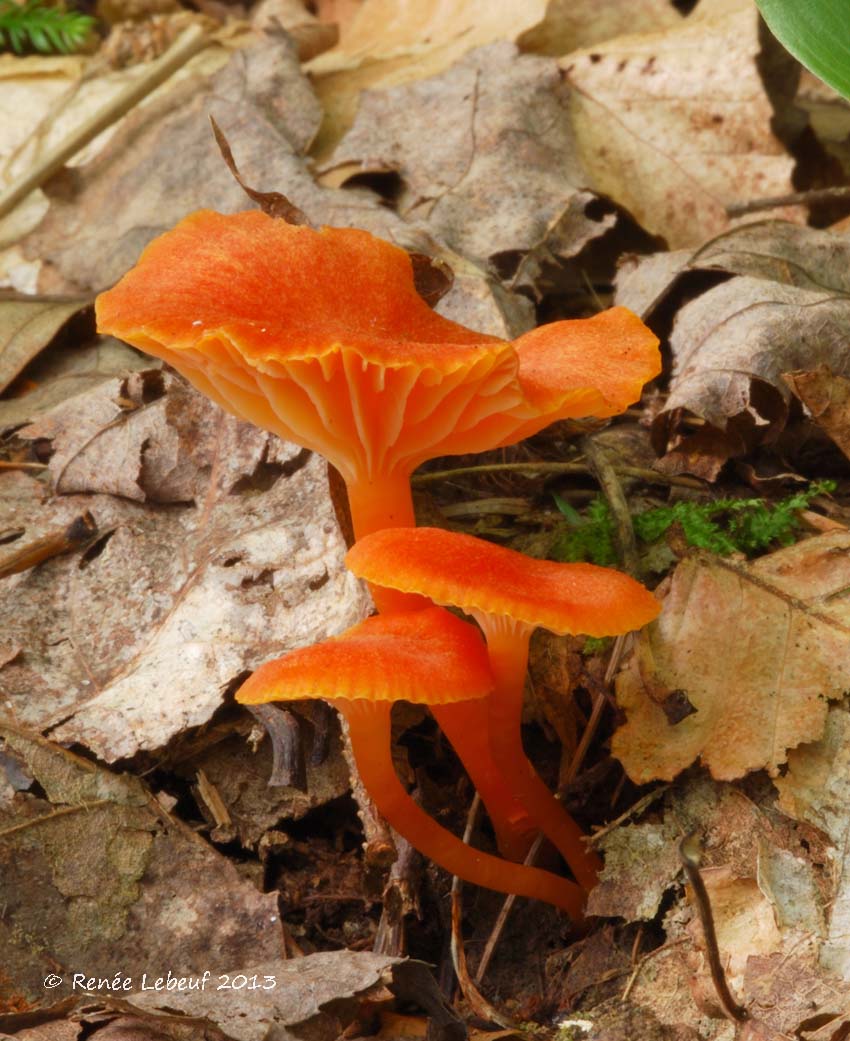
[346,527,661,892]
[235,606,586,917]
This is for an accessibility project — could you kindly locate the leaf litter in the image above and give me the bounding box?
[5,0,850,1038]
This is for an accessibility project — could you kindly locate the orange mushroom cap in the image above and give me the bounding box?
[96,211,660,487]
[235,606,494,706]
[346,527,660,637]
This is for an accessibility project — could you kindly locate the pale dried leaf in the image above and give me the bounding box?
[560,1,796,247]
[0,725,282,1009]
[0,379,369,763]
[613,533,850,782]
[128,951,400,1041]
[324,43,614,282]
[776,708,850,982]
[0,295,91,395]
[659,277,850,463]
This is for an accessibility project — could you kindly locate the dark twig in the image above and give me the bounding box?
[412,461,705,490]
[582,438,640,578]
[679,832,748,1023]
[727,185,850,217]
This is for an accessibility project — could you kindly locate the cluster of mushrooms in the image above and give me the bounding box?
[96,209,662,921]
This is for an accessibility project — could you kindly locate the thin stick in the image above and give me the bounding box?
[727,185,850,217]
[450,795,517,1028]
[679,832,748,1023]
[0,24,209,222]
[582,438,640,577]
[412,461,705,490]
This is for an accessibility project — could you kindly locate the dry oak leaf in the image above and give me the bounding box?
[613,532,850,783]
[0,725,283,1009]
[323,43,615,290]
[0,294,91,395]
[560,0,797,248]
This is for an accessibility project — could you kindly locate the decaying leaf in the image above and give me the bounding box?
[0,725,283,1008]
[776,708,850,982]
[0,294,92,395]
[173,721,351,848]
[784,366,850,463]
[656,276,850,472]
[128,950,400,1041]
[560,0,797,248]
[613,532,850,782]
[22,33,523,337]
[0,336,149,431]
[323,43,614,287]
[0,375,369,762]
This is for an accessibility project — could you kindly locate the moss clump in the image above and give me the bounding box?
[0,0,95,54]
[553,480,836,566]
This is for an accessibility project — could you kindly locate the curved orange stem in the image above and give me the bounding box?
[431,700,536,862]
[339,699,586,919]
[484,625,602,892]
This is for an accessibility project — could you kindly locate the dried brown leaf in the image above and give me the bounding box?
[784,366,850,463]
[323,43,613,282]
[127,950,400,1041]
[0,295,91,394]
[561,1,797,248]
[0,725,282,1009]
[613,533,850,782]
[0,377,369,763]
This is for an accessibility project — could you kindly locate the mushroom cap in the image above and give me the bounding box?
[235,606,494,706]
[96,210,660,484]
[346,528,660,637]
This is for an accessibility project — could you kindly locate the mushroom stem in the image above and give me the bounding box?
[431,700,537,862]
[338,698,587,919]
[346,475,426,614]
[482,623,602,893]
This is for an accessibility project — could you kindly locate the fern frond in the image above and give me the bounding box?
[0,0,96,54]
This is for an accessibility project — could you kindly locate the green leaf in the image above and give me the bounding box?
[756,0,850,102]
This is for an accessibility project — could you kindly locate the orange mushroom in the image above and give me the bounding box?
[346,527,661,892]
[235,606,586,918]
[95,210,661,556]
[95,209,660,866]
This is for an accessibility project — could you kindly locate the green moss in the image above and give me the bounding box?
[0,0,95,54]
[553,480,836,566]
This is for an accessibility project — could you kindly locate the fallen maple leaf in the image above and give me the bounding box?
[613,532,850,782]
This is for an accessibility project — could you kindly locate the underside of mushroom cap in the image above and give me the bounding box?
[347,528,661,637]
[97,210,660,484]
[235,606,494,706]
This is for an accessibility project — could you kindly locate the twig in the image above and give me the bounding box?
[0,510,97,578]
[726,185,850,217]
[679,832,748,1023]
[0,461,48,470]
[0,798,112,838]
[621,937,687,1002]
[412,461,705,490]
[588,786,669,847]
[0,24,209,222]
[582,438,640,578]
[450,795,518,1028]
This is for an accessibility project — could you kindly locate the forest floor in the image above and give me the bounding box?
[3,1,850,1039]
